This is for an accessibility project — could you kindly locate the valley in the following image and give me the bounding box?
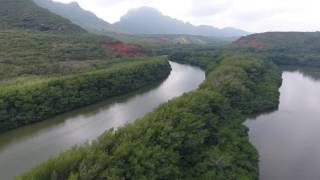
[0,61,205,180]
[1,0,320,180]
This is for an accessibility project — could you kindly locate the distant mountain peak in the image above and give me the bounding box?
[31,1,250,38]
[129,6,161,13]
[33,0,115,33]
[68,2,80,7]
[120,6,163,21]
[115,6,250,37]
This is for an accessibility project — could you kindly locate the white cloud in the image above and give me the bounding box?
[54,0,320,32]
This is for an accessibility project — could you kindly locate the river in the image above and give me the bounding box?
[0,61,205,180]
[245,67,320,180]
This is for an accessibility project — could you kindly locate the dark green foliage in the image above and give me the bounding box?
[169,50,282,114]
[0,58,171,132]
[263,52,320,67]
[0,0,84,33]
[168,50,221,70]
[1,1,282,177]
[202,53,282,114]
[17,90,258,180]
[18,52,282,180]
[0,0,171,133]
[231,32,320,66]
[233,32,320,53]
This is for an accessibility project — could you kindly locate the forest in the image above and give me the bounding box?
[18,52,282,180]
[2,0,312,179]
[0,0,175,133]
[231,32,320,67]
[0,58,170,133]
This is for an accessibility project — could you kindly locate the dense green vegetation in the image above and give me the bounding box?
[18,91,259,180]
[18,52,281,180]
[201,53,281,114]
[0,30,117,81]
[169,50,220,69]
[231,32,320,66]
[1,1,286,179]
[170,51,281,114]
[0,0,84,33]
[0,58,171,132]
[0,0,175,134]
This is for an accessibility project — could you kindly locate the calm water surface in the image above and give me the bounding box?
[245,67,320,180]
[0,61,205,180]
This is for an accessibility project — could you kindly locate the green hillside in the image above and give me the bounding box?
[0,0,84,33]
[231,32,320,66]
[0,30,115,82]
[233,32,320,52]
[0,0,172,132]
[0,0,147,83]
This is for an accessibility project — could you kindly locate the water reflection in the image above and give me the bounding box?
[281,65,320,81]
[245,68,320,180]
[0,61,205,180]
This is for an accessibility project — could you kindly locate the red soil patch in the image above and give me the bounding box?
[234,36,268,50]
[104,42,146,56]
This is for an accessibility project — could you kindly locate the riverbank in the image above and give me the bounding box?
[0,57,171,133]
[245,67,320,180]
[0,61,205,180]
[18,52,282,179]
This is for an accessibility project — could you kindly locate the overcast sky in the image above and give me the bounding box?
[54,0,320,32]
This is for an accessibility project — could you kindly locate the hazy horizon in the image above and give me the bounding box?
[53,0,320,33]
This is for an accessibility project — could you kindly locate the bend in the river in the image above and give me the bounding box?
[0,61,205,180]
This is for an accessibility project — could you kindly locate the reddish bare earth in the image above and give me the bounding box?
[104,42,146,56]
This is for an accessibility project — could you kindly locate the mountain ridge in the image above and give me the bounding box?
[33,0,115,33]
[114,6,250,37]
[32,1,250,38]
[0,0,84,33]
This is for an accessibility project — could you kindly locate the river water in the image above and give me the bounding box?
[0,61,205,180]
[245,67,320,180]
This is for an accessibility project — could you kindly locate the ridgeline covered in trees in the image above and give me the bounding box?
[231,32,320,67]
[18,52,282,180]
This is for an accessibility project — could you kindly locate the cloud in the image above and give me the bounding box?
[54,0,320,32]
[187,1,231,17]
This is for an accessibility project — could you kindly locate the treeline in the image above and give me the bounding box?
[201,53,282,114]
[18,52,281,180]
[169,50,220,70]
[0,58,171,132]
[17,90,258,180]
[170,51,281,114]
[231,32,320,67]
[263,52,320,67]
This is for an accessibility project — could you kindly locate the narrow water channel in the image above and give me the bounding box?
[245,67,320,180]
[0,61,205,180]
